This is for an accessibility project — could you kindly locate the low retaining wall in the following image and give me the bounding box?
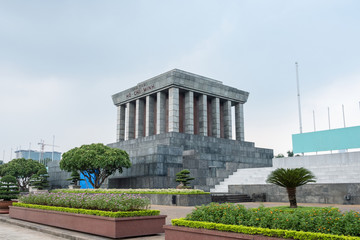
[229,183,360,205]
[140,194,211,206]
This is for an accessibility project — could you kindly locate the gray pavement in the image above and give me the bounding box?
[1,202,360,239]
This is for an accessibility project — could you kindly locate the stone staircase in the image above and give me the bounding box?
[210,152,360,193]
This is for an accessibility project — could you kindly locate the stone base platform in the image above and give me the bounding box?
[229,183,360,205]
[107,132,273,191]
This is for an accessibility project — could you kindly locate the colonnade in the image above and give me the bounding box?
[116,87,244,142]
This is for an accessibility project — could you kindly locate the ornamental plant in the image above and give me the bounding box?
[175,169,195,188]
[0,175,19,201]
[19,192,150,211]
[266,167,316,208]
[185,203,360,237]
[66,170,84,186]
[30,168,49,190]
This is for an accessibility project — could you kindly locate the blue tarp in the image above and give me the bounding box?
[79,172,94,189]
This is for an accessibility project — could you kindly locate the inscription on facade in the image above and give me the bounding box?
[126,83,155,99]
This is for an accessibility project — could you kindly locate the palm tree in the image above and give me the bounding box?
[266,168,316,208]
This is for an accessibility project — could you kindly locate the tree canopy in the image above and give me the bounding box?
[0,158,46,191]
[60,143,131,189]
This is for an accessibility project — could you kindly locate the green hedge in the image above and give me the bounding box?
[13,202,160,218]
[172,218,360,240]
[52,188,210,195]
[186,203,360,236]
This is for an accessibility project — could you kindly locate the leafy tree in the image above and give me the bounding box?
[275,153,284,158]
[30,168,49,190]
[66,170,84,185]
[0,175,19,201]
[60,143,131,189]
[175,169,195,188]
[266,167,316,208]
[0,158,46,191]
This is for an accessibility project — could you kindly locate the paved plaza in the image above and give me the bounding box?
[1,202,360,239]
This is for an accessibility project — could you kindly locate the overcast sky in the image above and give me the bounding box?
[1,0,360,162]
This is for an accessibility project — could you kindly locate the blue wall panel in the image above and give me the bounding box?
[292,126,360,153]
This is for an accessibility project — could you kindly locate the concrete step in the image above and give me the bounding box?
[211,164,360,193]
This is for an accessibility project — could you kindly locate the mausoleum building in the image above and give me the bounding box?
[108,69,273,191]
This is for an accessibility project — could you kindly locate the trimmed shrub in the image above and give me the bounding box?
[185,203,360,237]
[13,202,160,218]
[0,175,19,200]
[172,219,360,240]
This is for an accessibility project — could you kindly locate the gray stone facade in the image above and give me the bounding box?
[48,160,71,189]
[107,132,273,191]
[229,183,360,205]
[108,69,273,191]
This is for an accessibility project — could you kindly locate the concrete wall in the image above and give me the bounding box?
[140,194,211,206]
[273,151,360,168]
[48,160,71,189]
[229,183,360,205]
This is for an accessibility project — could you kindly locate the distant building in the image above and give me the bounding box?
[15,150,61,162]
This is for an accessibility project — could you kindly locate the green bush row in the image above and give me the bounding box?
[172,218,360,240]
[186,203,360,236]
[13,202,160,218]
[20,192,150,211]
[52,188,210,195]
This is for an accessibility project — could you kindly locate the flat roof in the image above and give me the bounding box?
[112,69,249,105]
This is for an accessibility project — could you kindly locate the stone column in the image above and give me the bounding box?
[235,103,245,141]
[224,100,232,139]
[135,98,145,138]
[145,95,155,136]
[184,91,194,134]
[199,94,208,136]
[156,92,166,134]
[168,87,179,132]
[125,101,135,140]
[211,98,220,138]
[116,104,126,141]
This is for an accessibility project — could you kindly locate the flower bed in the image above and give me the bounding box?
[19,192,150,211]
[10,192,166,238]
[52,188,210,195]
[13,202,159,217]
[168,219,360,240]
[164,203,360,240]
